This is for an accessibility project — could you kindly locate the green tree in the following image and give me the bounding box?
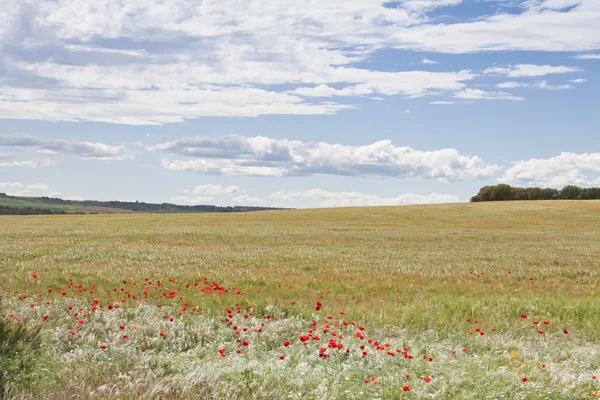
[559,185,583,199]
[489,184,513,201]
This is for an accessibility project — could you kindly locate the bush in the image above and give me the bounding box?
[471,185,598,202]
[559,185,583,200]
[0,311,42,399]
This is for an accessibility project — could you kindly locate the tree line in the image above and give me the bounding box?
[0,206,68,215]
[470,185,600,202]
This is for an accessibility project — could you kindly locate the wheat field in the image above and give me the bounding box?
[2,201,600,399]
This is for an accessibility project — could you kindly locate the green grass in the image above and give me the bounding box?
[1,200,600,398]
[0,196,133,214]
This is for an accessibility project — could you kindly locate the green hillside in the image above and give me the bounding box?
[0,193,285,214]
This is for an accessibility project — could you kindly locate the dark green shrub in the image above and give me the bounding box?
[0,310,42,399]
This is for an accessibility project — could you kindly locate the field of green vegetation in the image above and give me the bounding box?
[2,201,600,399]
[0,194,283,215]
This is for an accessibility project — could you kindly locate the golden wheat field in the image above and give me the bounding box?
[2,200,600,399]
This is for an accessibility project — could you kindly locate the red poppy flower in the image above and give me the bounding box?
[31,274,38,279]
[520,314,527,319]
[563,329,568,334]
[423,376,431,383]
[123,334,128,339]
[537,329,544,334]
[541,364,546,369]
[543,320,550,325]
[279,355,285,360]
[242,341,249,346]
[99,345,107,350]
[119,325,125,330]
[159,331,165,337]
[43,315,49,320]
[283,340,291,347]
[533,320,539,325]
[402,385,410,392]
[521,377,528,382]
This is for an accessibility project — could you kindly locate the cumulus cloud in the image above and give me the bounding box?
[496,81,573,90]
[171,184,263,205]
[454,89,523,101]
[151,135,501,182]
[496,81,522,89]
[1,0,598,124]
[268,189,461,207]
[48,192,85,201]
[573,54,600,60]
[421,58,438,64]
[0,134,129,160]
[0,182,50,196]
[0,158,57,168]
[483,64,582,77]
[500,152,600,187]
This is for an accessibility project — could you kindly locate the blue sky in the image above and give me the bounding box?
[1,0,599,208]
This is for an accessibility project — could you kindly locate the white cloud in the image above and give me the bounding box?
[483,64,581,77]
[497,81,522,89]
[573,54,600,60]
[268,189,461,207]
[421,58,438,64]
[429,101,454,104]
[500,152,600,187]
[151,135,501,182]
[497,80,574,90]
[171,184,263,205]
[496,79,585,90]
[190,184,241,197]
[0,182,26,192]
[49,192,84,201]
[0,160,38,167]
[286,69,472,98]
[0,134,129,159]
[454,89,523,101]
[570,78,587,83]
[26,183,50,191]
[64,44,149,57]
[532,81,573,90]
[0,182,49,196]
[1,0,598,124]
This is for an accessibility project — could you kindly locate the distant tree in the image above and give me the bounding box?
[578,187,600,199]
[489,184,513,201]
[511,187,528,201]
[471,185,595,202]
[471,186,493,202]
[559,185,583,200]
[541,188,560,200]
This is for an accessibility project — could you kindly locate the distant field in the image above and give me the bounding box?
[2,201,600,399]
[0,196,133,214]
[0,194,284,215]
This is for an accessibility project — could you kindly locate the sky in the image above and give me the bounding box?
[1,0,599,208]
